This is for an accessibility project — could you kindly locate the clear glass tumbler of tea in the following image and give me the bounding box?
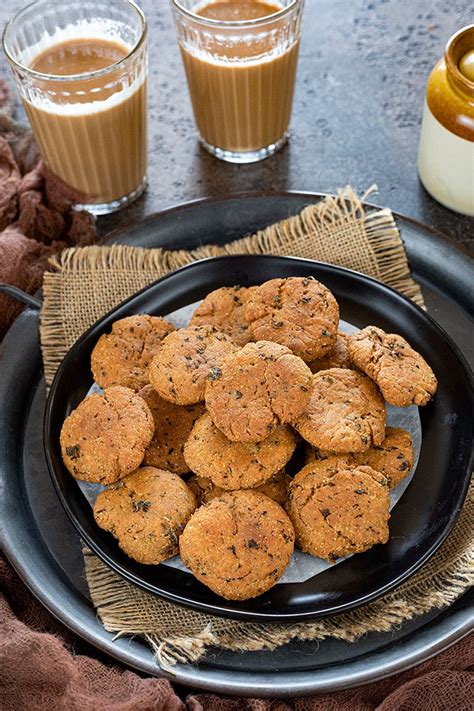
[170,0,304,164]
[3,0,147,215]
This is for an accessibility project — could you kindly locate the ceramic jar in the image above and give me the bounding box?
[418,24,474,216]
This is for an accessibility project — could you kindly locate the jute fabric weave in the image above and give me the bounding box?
[39,188,472,670]
[41,187,424,384]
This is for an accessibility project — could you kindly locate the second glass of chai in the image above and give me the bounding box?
[170,0,304,163]
[3,0,147,215]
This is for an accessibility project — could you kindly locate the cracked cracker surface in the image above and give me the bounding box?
[138,384,205,475]
[184,412,295,489]
[308,332,356,372]
[305,427,414,489]
[347,326,438,406]
[91,315,175,391]
[148,325,236,405]
[190,285,257,347]
[205,340,313,443]
[179,490,295,600]
[288,463,390,561]
[60,385,154,484]
[295,367,386,452]
[94,466,196,564]
[352,427,414,487]
[244,277,339,362]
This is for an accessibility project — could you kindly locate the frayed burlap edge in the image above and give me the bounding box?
[83,480,473,672]
[40,186,424,387]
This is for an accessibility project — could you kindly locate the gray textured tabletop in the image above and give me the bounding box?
[1,0,473,251]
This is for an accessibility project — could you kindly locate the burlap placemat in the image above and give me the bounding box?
[40,187,473,670]
[41,186,424,383]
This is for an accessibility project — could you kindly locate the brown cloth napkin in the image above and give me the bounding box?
[0,77,95,339]
[1,555,473,710]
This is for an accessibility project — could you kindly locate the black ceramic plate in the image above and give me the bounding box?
[44,254,473,622]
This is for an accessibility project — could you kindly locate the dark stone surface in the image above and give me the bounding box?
[1,0,472,250]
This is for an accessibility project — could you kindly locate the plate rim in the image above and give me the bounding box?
[43,252,474,622]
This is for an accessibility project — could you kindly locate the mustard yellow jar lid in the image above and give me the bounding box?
[426,24,474,142]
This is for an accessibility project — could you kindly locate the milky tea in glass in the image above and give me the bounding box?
[3,0,147,214]
[171,1,304,163]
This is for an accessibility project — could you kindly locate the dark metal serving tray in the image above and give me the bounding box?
[1,192,473,696]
